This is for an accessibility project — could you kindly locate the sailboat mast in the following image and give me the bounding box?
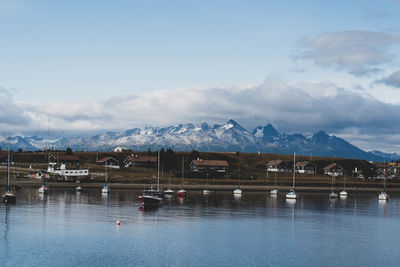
[157,149,160,190]
[6,136,10,191]
[182,156,184,185]
[293,152,296,189]
[384,165,386,193]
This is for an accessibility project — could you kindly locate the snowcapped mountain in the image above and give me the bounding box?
[0,120,397,162]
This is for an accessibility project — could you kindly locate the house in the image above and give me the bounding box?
[295,161,315,174]
[266,160,290,173]
[97,157,120,169]
[48,154,81,165]
[190,159,229,173]
[124,155,157,168]
[352,167,364,179]
[323,163,344,177]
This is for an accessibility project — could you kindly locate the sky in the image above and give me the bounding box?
[1,0,400,152]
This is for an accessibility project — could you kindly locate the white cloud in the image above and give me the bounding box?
[296,31,400,76]
[3,80,400,151]
[0,87,29,130]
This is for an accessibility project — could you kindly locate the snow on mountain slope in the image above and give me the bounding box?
[0,120,396,162]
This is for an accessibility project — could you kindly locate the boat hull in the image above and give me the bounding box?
[2,192,16,204]
[38,186,49,194]
[177,190,186,197]
[138,195,163,206]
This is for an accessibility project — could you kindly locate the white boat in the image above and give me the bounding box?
[379,191,389,200]
[379,165,389,201]
[102,183,110,193]
[286,152,297,199]
[270,189,278,196]
[286,189,297,199]
[233,186,242,195]
[203,189,213,194]
[76,186,82,192]
[164,189,174,195]
[38,184,49,194]
[329,192,338,198]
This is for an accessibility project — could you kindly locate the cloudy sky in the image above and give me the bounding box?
[1,0,400,152]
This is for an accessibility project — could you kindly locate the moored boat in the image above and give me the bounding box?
[38,184,49,194]
[233,186,242,195]
[138,149,163,207]
[138,188,164,206]
[102,183,110,194]
[1,138,16,204]
[286,152,297,199]
[177,188,186,197]
[379,165,389,201]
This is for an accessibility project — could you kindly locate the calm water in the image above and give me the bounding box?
[0,188,399,266]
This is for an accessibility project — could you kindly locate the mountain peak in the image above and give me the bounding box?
[223,119,247,132]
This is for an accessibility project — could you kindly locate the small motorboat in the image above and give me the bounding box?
[38,184,49,194]
[102,183,110,194]
[339,191,348,198]
[76,186,82,192]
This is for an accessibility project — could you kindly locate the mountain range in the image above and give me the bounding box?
[0,119,398,162]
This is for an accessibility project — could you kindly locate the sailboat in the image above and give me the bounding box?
[75,181,82,192]
[233,163,242,195]
[379,165,389,200]
[339,172,347,198]
[138,149,163,206]
[203,172,213,194]
[164,170,174,195]
[270,164,278,196]
[1,137,16,204]
[286,152,297,199]
[270,145,278,195]
[329,174,338,198]
[102,165,110,193]
[177,156,186,197]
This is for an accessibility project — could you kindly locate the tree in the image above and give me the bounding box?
[17,148,23,153]
[188,150,201,163]
[65,147,73,155]
[165,148,177,171]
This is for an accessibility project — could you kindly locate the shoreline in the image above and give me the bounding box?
[2,179,395,193]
